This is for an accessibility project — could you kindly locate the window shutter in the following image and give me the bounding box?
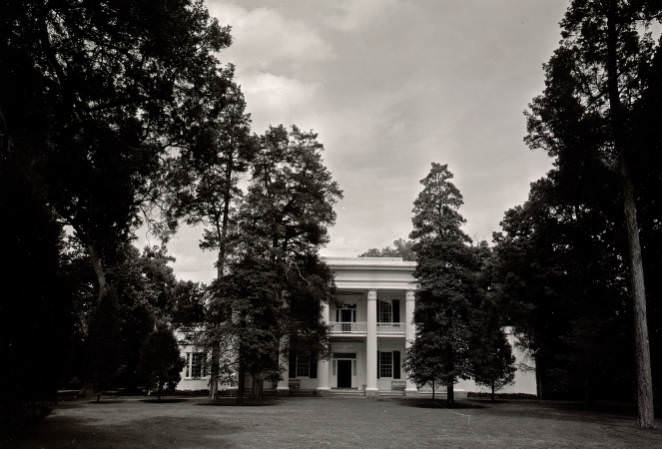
[393,351,401,379]
[310,352,317,378]
[336,309,339,321]
[288,348,296,378]
[377,351,380,379]
[392,300,400,323]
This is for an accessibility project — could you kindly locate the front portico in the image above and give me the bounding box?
[315,257,419,396]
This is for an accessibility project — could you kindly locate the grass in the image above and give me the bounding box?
[5,396,662,448]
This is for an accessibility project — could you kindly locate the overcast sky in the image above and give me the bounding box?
[144,0,570,283]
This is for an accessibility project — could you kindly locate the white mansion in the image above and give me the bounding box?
[176,257,537,397]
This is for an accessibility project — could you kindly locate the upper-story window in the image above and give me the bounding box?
[336,303,356,322]
[378,300,392,323]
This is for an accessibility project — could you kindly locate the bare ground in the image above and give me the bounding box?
[5,396,662,448]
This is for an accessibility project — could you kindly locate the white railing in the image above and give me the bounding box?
[329,321,367,334]
[328,321,406,335]
[377,322,406,334]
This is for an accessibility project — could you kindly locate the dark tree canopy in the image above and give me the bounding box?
[523,0,662,427]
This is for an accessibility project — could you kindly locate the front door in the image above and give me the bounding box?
[337,360,352,388]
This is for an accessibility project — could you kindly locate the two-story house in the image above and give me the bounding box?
[176,256,537,397]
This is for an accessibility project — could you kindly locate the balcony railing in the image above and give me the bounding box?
[328,321,406,335]
[377,322,406,334]
[329,321,366,334]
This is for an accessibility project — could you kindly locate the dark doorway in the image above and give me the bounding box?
[340,309,352,331]
[337,360,352,388]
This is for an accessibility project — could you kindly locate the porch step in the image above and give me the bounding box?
[378,391,405,397]
[328,389,365,398]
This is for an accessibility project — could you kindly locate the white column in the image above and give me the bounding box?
[405,290,418,394]
[277,336,289,392]
[317,300,330,393]
[366,290,378,395]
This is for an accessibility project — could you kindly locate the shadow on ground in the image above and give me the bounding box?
[86,399,126,404]
[140,398,189,404]
[196,398,279,407]
[400,398,486,409]
[5,414,241,449]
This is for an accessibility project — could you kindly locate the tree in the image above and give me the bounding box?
[360,238,415,260]
[1,0,236,413]
[525,0,662,427]
[86,290,122,403]
[408,163,477,405]
[167,82,256,399]
[469,241,516,401]
[1,0,233,307]
[138,324,186,401]
[404,331,451,400]
[227,125,342,401]
[493,175,631,403]
[171,281,207,327]
[471,325,516,401]
[0,156,72,432]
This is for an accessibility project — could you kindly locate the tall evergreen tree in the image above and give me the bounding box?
[407,163,477,405]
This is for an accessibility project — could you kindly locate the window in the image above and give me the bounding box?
[378,301,392,323]
[296,355,310,377]
[185,353,191,377]
[191,352,206,378]
[379,351,393,378]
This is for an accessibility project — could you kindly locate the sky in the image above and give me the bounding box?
[141,0,570,283]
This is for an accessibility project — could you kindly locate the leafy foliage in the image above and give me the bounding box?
[360,238,415,260]
[517,3,662,424]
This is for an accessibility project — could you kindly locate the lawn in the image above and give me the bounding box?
[5,396,662,448]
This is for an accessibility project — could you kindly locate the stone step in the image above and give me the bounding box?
[327,389,365,398]
[378,391,405,397]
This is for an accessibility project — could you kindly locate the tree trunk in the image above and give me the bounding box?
[236,358,245,405]
[87,243,108,302]
[209,160,234,399]
[491,383,495,402]
[535,355,543,400]
[432,380,435,401]
[447,382,454,406]
[606,1,654,429]
[621,160,654,428]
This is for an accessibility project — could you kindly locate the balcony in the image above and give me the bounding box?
[328,321,406,336]
[377,322,406,335]
[329,321,366,335]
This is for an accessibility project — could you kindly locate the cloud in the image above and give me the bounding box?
[238,72,320,131]
[326,0,403,31]
[207,2,334,70]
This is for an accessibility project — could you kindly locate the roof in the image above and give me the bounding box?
[322,256,417,270]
